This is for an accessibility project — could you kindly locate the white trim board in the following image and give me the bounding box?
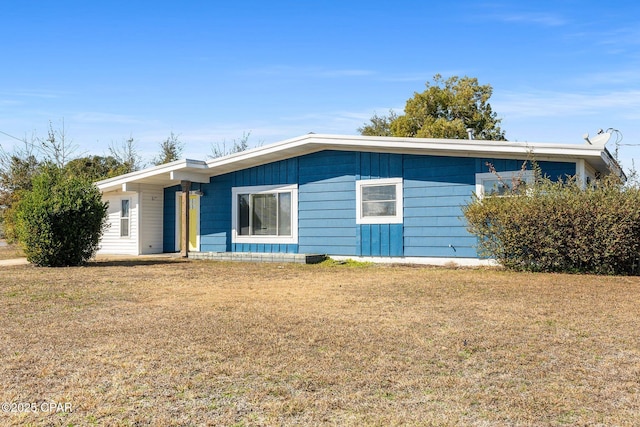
[231,184,299,245]
[355,178,403,224]
[329,255,498,267]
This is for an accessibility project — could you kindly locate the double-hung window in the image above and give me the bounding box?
[120,199,130,237]
[232,184,298,244]
[355,178,403,224]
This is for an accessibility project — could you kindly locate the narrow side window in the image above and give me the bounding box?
[120,199,130,237]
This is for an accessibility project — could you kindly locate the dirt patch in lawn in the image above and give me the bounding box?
[0,260,639,426]
[0,241,23,261]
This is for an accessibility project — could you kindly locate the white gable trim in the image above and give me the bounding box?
[96,134,622,191]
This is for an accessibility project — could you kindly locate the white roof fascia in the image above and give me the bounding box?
[204,133,617,177]
[96,159,208,192]
[96,134,622,192]
[600,148,626,181]
[169,171,211,183]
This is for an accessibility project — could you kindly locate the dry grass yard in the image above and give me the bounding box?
[0,258,639,426]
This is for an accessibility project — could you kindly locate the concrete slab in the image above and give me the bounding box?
[0,258,28,266]
[188,252,327,264]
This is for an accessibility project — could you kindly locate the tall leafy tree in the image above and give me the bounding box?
[0,139,41,241]
[0,153,39,207]
[359,75,506,140]
[358,111,398,137]
[64,155,131,181]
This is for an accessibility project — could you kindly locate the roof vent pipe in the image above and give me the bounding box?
[466,128,474,140]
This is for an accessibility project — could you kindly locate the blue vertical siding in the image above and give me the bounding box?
[537,161,576,180]
[356,152,404,256]
[358,224,404,256]
[199,175,232,253]
[163,185,180,252]
[357,152,403,180]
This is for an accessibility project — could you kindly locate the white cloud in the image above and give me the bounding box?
[597,27,640,47]
[72,112,151,125]
[315,69,375,78]
[377,73,445,83]
[475,2,566,27]
[575,70,640,87]
[0,89,68,99]
[0,99,22,106]
[493,12,566,27]
[246,65,375,79]
[494,89,640,119]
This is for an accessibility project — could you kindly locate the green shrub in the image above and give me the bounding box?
[463,176,640,275]
[13,166,108,266]
[320,257,373,267]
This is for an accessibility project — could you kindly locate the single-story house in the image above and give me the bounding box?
[95,132,622,265]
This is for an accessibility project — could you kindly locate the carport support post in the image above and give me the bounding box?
[180,180,191,258]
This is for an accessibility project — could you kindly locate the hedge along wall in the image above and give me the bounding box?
[463,175,640,275]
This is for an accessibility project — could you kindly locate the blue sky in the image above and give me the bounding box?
[1,1,639,169]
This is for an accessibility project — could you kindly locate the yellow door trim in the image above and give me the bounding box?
[176,193,200,252]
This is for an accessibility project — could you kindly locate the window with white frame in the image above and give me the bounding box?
[355,178,403,224]
[120,199,130,237]
[231,184,298,244]
[475,170,534,198]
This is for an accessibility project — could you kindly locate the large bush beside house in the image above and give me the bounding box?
[13,166,108,266]
[464,175,640,275]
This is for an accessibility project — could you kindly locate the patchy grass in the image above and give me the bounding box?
[0,260,639,426]
[319,257,374,267]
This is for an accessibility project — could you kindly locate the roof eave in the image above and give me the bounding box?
[96,134,622,190]
[96,158,209,193]
[207,134,616,176]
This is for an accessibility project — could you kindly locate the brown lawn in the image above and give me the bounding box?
[0,259,639,426]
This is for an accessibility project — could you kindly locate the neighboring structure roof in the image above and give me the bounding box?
[96,133,623,192]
